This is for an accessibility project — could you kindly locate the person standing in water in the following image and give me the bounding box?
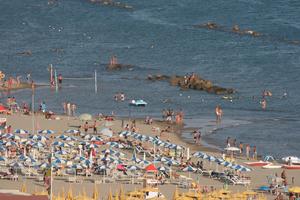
[58,74,63,88]
[215,105,223,122]
[260,99,267,109]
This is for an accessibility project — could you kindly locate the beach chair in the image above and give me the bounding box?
[67,176,76,183]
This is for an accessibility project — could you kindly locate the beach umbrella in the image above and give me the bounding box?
[56,150,67,155]
[39,163,50,169]
[79,113,92,121]
[53,141,63,146]
[131,155,141,163]
[164,160,179,166]
[238,167,252,172]
[87,143,98,149]
[90,136,103,142]
[38,129,55,134]
[145,164,157,172]
[193,151,206,157]
[2,133,13,138]
[231,164,243,170]
[182,166,196,172]
[139,160,151,166]
[0,145,6,152]
[220,161,233,167]
[24,157,37,164]
[0,156,7,162]
[102,149,116,154]
[8,135,21,140]
[71,163,84,170]
[36,135,49,142]
[63,136,77,141]
[127,165,140,171]
[107,142,124,149]
[10,162,24,168]
[14,129,29,134]
[74,155,86,161]
[65,129,80,134]
[54,158,66,164]
[5,141,17,147]
[60,142,72,148]
[112,152,125,157]
[264,155,275,162]
[84,134,92,140]
[206,156,217,162]
[100,128,113,137]
[158,166,167,171]
[81,159,92,166]
[33,142,44,148]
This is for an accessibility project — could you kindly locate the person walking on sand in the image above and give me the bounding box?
[71,103,77,116]
[253,146,257,159]
[66,102,71,116]
[246,144,250,160]
[83,122,89,134]
[239,142,243,155]
[93,120,97,134]
[62,102,67,115]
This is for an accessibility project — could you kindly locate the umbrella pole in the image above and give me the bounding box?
[50,147,53,200]
[94,70,97,94]
[31,89,35,134]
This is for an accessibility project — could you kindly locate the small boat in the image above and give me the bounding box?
[244,161,270,167]
[262,164,282,169]
[129,99,147,106]
[282,156,300,165]
[282,165,300,170]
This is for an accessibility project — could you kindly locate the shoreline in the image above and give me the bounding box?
[0,82,49,92]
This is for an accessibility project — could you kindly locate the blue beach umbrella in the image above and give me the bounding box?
[0,156,7,162]
[238,167,252,172]
[14,129,29,134]
[33,142,44,148]
[8,135,21,140]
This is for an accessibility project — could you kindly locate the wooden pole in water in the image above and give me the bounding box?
[54,69,58,92]
[50,64,53,86]
[94,70,97,93]
[31,84,35,135]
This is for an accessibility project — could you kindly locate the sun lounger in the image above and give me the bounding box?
[67,176,76,183]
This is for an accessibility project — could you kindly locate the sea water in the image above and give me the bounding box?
[0,0,299,158]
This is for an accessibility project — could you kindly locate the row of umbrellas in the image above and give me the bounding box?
[192,151,252,172]
[119,131,184,150]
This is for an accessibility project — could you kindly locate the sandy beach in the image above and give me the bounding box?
[0,113,299,199]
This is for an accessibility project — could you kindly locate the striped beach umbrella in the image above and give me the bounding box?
[8,135,21,140]
[38,129,55,134]
[5,141,17,147]
[165,159,180,166]
[127,165,140,171]
[0,156,7,162]
[53,141,63,146]
[55,150,67,155]
[90,136,103,142]
[33,142,44,148]
[182,166,196,172]
[14,129,29,134]
[65,129,80,134]
[238,167,252,172]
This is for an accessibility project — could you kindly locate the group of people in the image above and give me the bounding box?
[193,129,202,144]
[162,109,184,124]
[62,102,77,116]
[114,92,125,101]
[81,120,98,134]
[226,137,257,159]
[260,89,272,110]
[183,72,197,87]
